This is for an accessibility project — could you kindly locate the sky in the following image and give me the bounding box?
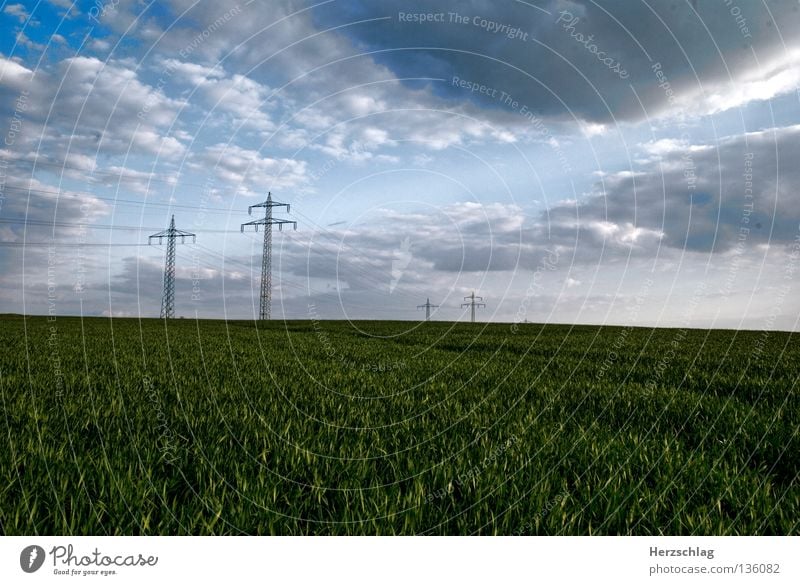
[0,0,799,328]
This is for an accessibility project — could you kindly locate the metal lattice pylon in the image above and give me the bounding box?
[241,192,297,320]
[461,291,485,323]
[148,215,196,319]
[417,297,439,321]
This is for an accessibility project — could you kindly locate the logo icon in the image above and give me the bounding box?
[20,545,46,573]
[390,236,413,293]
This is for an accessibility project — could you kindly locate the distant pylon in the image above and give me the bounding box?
[241,192,297,320]
[417,297,439,321]
[148,215,196,319]
[461,291,485,323]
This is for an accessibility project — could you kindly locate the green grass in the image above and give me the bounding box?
[1,315,798,535]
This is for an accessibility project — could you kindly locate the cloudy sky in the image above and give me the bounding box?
[1,0,799,328]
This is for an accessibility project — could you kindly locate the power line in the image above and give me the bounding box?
[3,158,202,189]
[0,242,147,247]
[0,183,238,215]
[0,217,239,233]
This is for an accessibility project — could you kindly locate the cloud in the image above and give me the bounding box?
[193,143,309,195]
[542,124,800,254]
[3,3,29,23]
[0,55,35,91]
[282,201,541,282]
[311,0,800,123]
[163,59,276,133]
[139,1,532,157]
[46,0,75,9]
[0,56,188,162]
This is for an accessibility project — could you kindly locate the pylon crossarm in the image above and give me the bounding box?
[249,203,290,214]
[148,229,195,240]
[274,220,297,231]
[242,219,295,228]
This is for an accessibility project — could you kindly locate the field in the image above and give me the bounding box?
[1,315,798,535]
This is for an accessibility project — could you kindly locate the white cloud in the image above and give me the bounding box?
[15,31,45,51]
[194,143,309,195]
[3,3,29,23]
[0,55,34,90]
[686,50,800,117]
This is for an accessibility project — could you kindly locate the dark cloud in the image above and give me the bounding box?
[311,0,800,123]
[542,125,800,254]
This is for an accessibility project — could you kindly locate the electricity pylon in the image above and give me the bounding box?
[241,192,297,320]
[148,215,196,319]
[417,297,439,321]
[461,291,485,323]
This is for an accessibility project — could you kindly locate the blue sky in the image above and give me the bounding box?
[1,0,799,328]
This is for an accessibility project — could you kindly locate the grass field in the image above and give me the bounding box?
[1,315,798,535]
